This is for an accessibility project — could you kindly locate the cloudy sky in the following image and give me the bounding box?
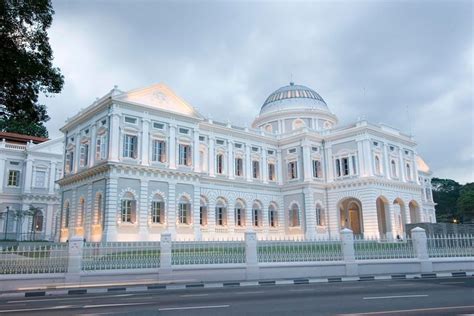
[43,0,473,183]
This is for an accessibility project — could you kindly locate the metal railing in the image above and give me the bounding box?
[427,234,474,258]
[258,239,343,263]
[82,242,161,271]
[0,243,68,274]
[354,237,415,260]
[172,241,246,265]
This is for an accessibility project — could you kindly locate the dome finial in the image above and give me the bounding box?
[289,81,294,86]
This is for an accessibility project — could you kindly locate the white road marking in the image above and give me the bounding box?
[387,283,419,287]
[363,294,428,300]
[439,281,465,285]
[0,305,74,313]
[83,302,149,308]
[180,293,209,297]
[8,293,134,304]
[339,304,474,315]
[235,291,265,295]
[159,304,230,311]
[289,289,313,292]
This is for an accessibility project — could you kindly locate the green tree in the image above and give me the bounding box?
[0,0,64,137]
[431,178,462,222]
[457,183,474,223]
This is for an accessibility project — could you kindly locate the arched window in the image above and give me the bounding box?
[63,201,70,228]
[268,204,277,228]
[406,163,411,180]
[78,198,85,227]
[316,203,325,226]
[151,194,165,224]
[252,202,262,227]
[216,154,224,174]
[235,200,245,227]
[216,199,227,226]
[200,198,208,226]
[32,210,44,232]
[178,196,191,224]
[374,156,381,175]
[95,193,103,226]
[265,124,273,133]
[120,192,136,223]
[391,160,397,177]
[289,203,300,227]
[293,119,305,130]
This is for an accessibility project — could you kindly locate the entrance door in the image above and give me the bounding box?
[349,209,361,234]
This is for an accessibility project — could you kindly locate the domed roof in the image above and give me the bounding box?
[260,82,330,115]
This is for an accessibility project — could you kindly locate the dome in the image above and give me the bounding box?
[260,82,330,115]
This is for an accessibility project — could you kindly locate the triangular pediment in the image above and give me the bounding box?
[113,84,203,119]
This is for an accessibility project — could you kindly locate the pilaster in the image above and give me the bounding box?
[277,149,283,185]
[193,185,201,240]
[304,188,316,239]
[398,148,406,182]
[103,177,118,241]
[24,158,33,193]
[89,124,97,167]
[208,137,215,177]
[262,146,268,184]
[141,117,150,166]
[139,178,149,240]
[109,108,120,162]
[227,140,234,179]
[169,124,176,169]
[193,129,200,173]
[302,141,311,182]
[245,145,252,182]
[48,162,57,194]
[383,143,391,179]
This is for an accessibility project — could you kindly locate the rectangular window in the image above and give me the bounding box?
[216,154,224,174]
[153,122,165,129]
[288,161,298,179]
[96,134,107,160]
[179,127,189,134]
[253,209,259,226]
[268,163,275,181]
[288,148,297,154]
[80,143,89,167]
[235,158,243,176]
[8,170,20,186]
[342,157,349,176]
[200,206,207,225]
[312,160,322,178]
[267,150,274,155]
[252,161,260,179]
[269,211,276,227]
[179,203,189,224]
[34,170,46,188]
[66,151,74,174]
[252,147,259,152]
[124,116,137,124]
[152,140,167,163]
[151,201,163,223]
[123,135,138,159]
[234,143,242,149]
[351,156,357,175]
[121,200,132,223]
[179,144,192,166]
[217,207,225,226]
[216,139,224,145]
[236,208,243,226]
[199,136,205,141]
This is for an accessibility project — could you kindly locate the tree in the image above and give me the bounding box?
[457,183,474,223]
[431,178,462,222]
[0,0,64,137]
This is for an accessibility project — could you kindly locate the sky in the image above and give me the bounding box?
[43,0,473,184]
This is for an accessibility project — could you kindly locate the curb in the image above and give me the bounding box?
[2,271,472,299]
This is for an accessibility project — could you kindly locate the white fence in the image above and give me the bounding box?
[1,228,473,279]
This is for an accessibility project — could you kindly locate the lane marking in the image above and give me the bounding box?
[180,294,209,297]
[0,305,74,313]
[83,302,149,308]
[289,289,313,292]
[159,305,230,311]
[363,294,428,300]
[339,304,474,315]
[235,291,265,295]
[7,293,134,304]
[387,283,419,287]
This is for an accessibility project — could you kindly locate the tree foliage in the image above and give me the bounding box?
[457,183,474,222]
[432,178,473,223]
[0,0,63,137]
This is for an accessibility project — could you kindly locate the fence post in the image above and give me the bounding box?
[245,231,259,280]
[341,228,358,276]
[65,236,84,283]
[411,227,433,273]
[159,232,172,280]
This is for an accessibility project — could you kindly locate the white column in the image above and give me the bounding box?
[48,162,57,194]
[89,124,97,167]
[74,135,80,173]
[383,143,391,179]
[245,144,252,182]
[326,145,334,182]
[304,188,316,239]
[193,185,201,240]
[169,125,176,169]
[363,139,373,176]
[139,179,149,240]
[227,140,234,179]
[208,137,215,177]
[167,182,176,238]
[103,177,118,242]
[141,118,150,166]
[357,141,365,176]
[24,158,33,193]
[0,157,5,193]
[277,149,283,185]
[262,147,268,183]
[109,110,120,162]
[193,130,200,173]
[398,148,406,182]
[207,200,216,234]
[302,142,311,182]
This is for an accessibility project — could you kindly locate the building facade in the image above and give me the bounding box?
[57,83,436,242]
[0,132,63,240]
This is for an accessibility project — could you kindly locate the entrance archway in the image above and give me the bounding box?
[338,198,363,235]
[409,200,421,223]
[376,196,390,237]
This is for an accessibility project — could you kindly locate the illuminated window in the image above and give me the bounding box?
[289,204,300,227]
[151,197,165,224]
[121,193,136,223]
[269,205,277,227]
[178,197,191,224]
[179,144,192,166]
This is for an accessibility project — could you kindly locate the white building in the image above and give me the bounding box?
[0,132,63,240]
[57,82,436,242]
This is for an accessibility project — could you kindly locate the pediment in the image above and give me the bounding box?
[114,84,203,119]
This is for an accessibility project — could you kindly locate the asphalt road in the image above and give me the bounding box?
[0,277,473,315]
